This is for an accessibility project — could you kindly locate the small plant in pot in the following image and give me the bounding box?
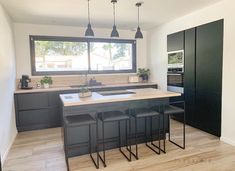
[40,76,53,89]
[137,68,150,82]
[79,86,92,98]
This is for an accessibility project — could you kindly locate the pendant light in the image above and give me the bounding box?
[135,2,143,39]
[85,0,94,37]
[111,0,119,38]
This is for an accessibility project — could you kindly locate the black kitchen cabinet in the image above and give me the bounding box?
[167,20,223,137]
[167,31,184,52]
[184,28,196,126]
[14,84,158,132]
[195,20,223,136]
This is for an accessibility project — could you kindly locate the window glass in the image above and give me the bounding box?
[90,42,133,71]
[34,40,88,72]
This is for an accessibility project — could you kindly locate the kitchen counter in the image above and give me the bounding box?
[14,82,157,94]
[60,88,181,107]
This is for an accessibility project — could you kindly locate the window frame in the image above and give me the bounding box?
[30,35,137,76]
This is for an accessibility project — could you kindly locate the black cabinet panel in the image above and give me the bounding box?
[196,20,223,93]
[184,28,196,126]
[17,93,49,110]
[195,91,221,136]
[167,31,184,52]
[184,28,196,90]
[195,20,223,137]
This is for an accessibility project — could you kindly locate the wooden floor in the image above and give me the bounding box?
[3,120,235,171]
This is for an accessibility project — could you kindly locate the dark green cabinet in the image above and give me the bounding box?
[167,20,223,137]
[184,28,196,126]
[195,20,223,136]
[167,31,184,52]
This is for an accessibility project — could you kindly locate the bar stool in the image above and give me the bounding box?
[162,101,185,152]
[98,111,132,167]
[130,108,161,159]
[64,114,99,171]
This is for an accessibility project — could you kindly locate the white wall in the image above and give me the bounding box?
[0,5,17,163]
[148,0,235,145]
[14,23,148,78]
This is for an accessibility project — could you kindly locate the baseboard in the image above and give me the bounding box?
[220,137,235,147]
[1,132,17,165]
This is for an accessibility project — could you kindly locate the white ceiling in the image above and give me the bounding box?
[0,0,222,30]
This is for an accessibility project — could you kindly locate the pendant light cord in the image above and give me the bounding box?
[138,6,140,27]
[88,0,91,24]
[113,2,116,25]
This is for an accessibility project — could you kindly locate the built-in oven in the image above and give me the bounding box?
[167,50,184,94]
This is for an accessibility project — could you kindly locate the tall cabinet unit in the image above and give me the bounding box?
[195,20,223,136]
[168,20,223,137]
[184,28,196,127]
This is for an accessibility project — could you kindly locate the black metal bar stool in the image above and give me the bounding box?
[162,101,185,152]
[64,114,99,171]
[130,108,161,159]
[98,111,132,167]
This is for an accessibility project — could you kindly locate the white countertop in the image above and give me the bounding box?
[60,88,181,107]
[14,82,157,94]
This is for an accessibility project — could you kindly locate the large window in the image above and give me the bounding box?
[30,36,136,75]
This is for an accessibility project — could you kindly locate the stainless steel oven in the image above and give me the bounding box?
[167,50,184,93]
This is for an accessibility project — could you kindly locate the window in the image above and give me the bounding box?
[30,36,136,75]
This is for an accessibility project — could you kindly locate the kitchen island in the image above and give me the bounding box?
[60,88,181,157]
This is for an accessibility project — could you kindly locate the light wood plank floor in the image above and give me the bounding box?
[3,120,235,171]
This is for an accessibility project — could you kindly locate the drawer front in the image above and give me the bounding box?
[19,109,50,126]
[17,93,49,110]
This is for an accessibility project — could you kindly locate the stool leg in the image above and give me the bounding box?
[135,117,139,159]
[127,119,132,160]
[125,112,138,160]
[146,116,160,155]
[168,107,186,149]
[145,117,147,145]
[102,121,106,166]
[127,119,132,161]
[119,120,131,162]
[64,125,70,171]
[89,124,99,169]
[162,107,166,153]
[168,114,171,141]
[98,118,106,167]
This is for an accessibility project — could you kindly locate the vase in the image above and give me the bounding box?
[43,83,50,89]
[141,75,149,82]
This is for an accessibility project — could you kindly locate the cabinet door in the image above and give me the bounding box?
[196,20,223,137]
[167,31,184,52]
[196,20,223,93]
[184,28,196,126]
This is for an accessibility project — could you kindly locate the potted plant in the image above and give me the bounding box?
[79,86,92,98]
[40,76,53,89]
[137,68,150,82]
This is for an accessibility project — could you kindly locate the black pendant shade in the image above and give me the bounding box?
[111,0,119,38]
[111,25,119,37]
[135,2,143,39]
[135,26,143,39]
[85,23,94,37]
[85,0,94,37]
